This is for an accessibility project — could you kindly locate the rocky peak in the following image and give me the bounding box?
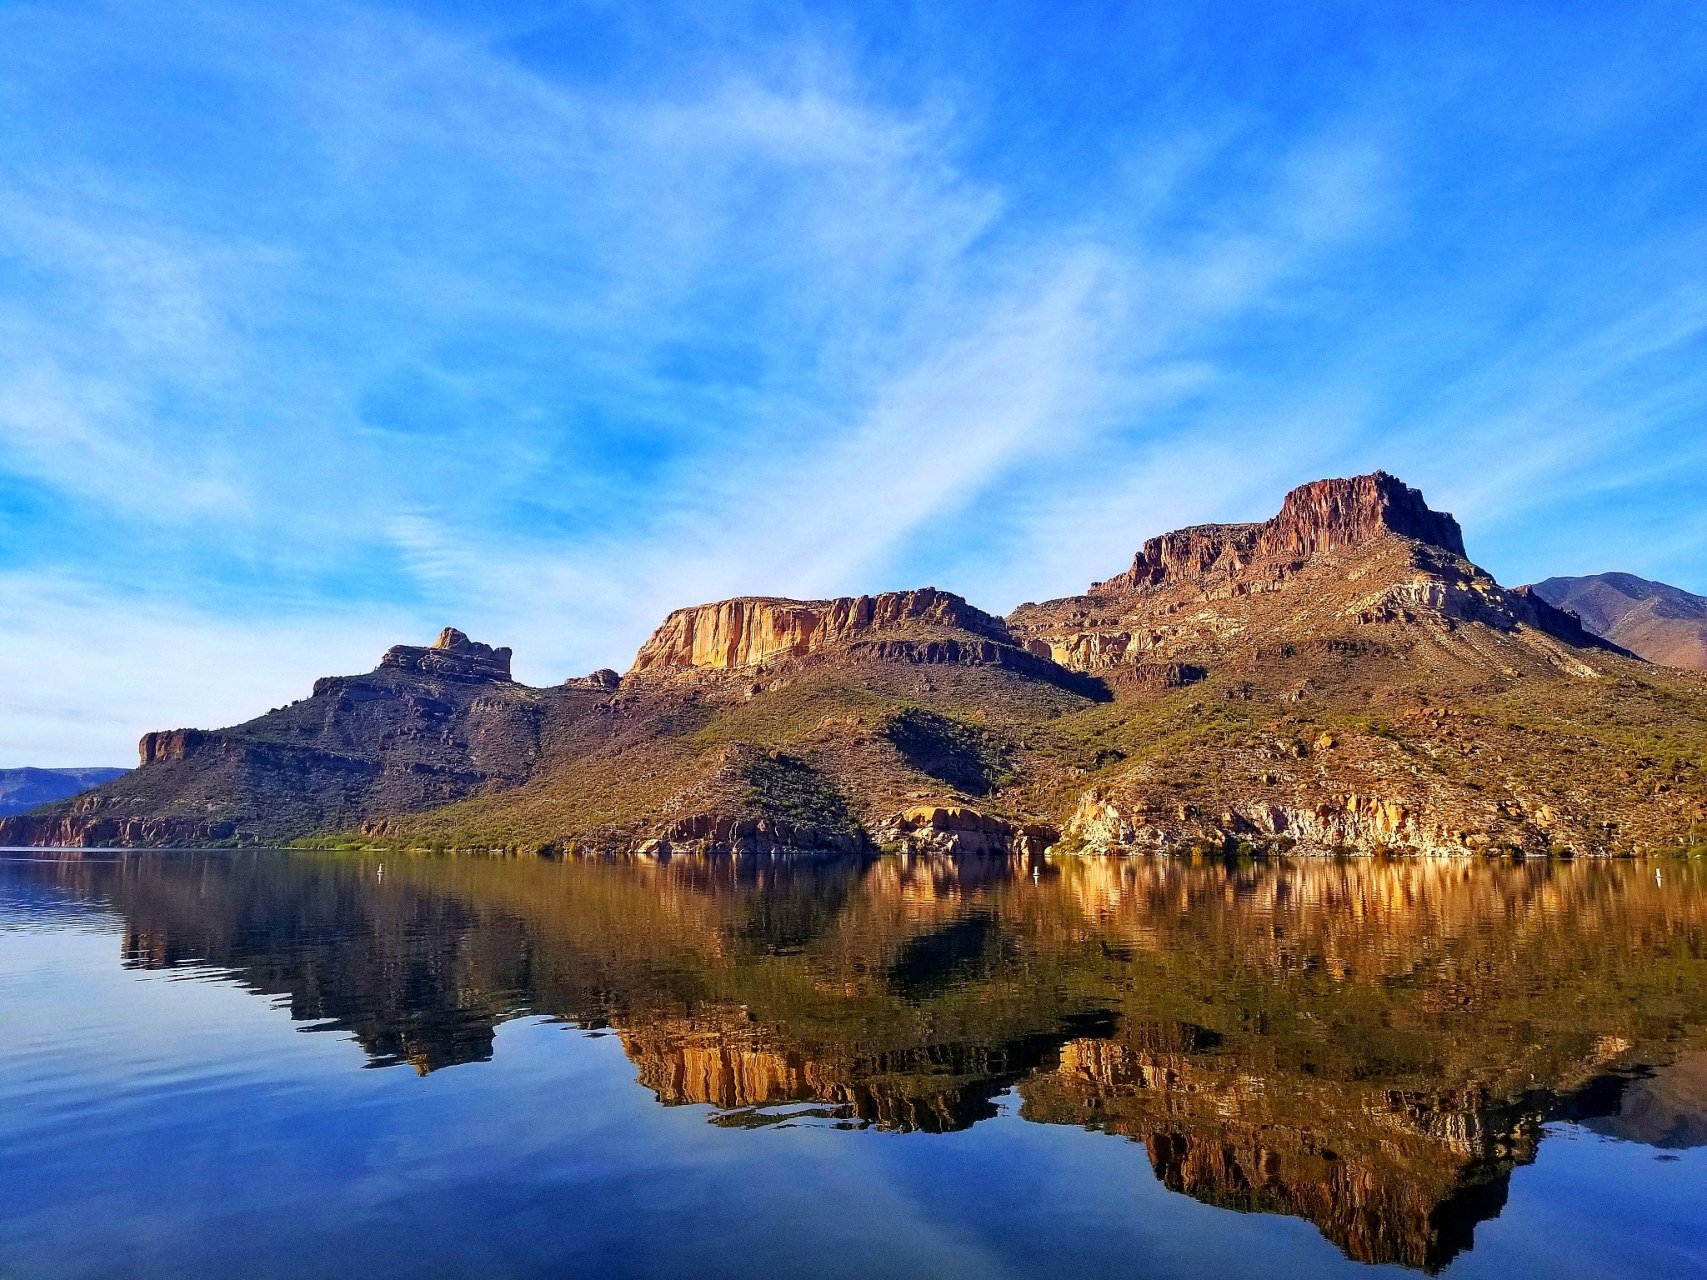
[631,588,1012,672]
[380,627,513,681]
[566,668,622,690]
[1098,472,1466,594]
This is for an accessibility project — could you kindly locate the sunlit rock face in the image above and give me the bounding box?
[629,588,1013,671]
[7,472,1706,862]
[1100,471,1467,594]
[1007,471,1603,674]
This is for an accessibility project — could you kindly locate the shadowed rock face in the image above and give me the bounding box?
[630,588,1012,671]
[0,629,561,848]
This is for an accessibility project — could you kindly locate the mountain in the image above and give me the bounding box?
[4,472,1705,856]
[0,767,128,818]
[0,629,611,846]
[1528,571,1707,670]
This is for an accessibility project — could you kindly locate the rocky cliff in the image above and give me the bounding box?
[380,627,514,681]
[8,472,1707,858]
[0,629,583,848]
[1010,471,1600,672]
[630,587,1013,671]
[1094,471,1467,594]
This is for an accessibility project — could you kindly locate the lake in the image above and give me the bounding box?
[2,848,1705,1279]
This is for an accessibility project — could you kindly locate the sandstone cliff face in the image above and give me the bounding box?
[630,588,1011,672]
[139,728,212,765]
[872,804,1057,857]
[10,473,1705,859]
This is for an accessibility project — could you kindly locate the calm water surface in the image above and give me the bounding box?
[3,849,1706,1279]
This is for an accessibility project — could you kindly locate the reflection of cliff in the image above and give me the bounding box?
[19,850,1707,1271]
[1022,1036,1570,1272]
[622,1010,1110,1133]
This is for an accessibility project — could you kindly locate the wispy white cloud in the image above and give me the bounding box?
[1,0,1706,764]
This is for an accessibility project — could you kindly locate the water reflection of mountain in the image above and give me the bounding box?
[23,850,1707,1272]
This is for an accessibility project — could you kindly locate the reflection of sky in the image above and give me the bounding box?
[4,3,1707,765]
[3,907,1705,1279]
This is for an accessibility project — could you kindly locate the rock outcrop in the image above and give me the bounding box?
[381,627,513,681]
[875,805,1057,857]
[1009,472,1613,673]
[7,472,1705,859]
[0,629,559,847]
[138,728,212,765]
[634,812,867,858]
[566,668,622,690]
[631,588,1012,672]
[1093,471,1466,595]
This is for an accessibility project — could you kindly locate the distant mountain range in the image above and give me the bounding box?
[1529,572,1707,671]
[4,472,1704,857]
[0,767,129,818]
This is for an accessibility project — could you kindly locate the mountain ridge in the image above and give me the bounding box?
[1529,572,1707,671]
[5,471,1704,857]
[0,767,129,818]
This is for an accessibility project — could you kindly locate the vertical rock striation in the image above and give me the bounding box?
[630,588,1014,672]
[1095,471,1467,594]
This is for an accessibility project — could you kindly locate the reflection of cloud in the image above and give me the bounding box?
[2,3,1706,760]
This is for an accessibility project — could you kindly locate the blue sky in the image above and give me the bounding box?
[3,1,1706,764]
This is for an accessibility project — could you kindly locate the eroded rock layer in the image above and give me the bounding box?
[381,627,514,682]
[1008,472,1600,674]
[631,588,1011,671]
[1097,471,1467,595]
